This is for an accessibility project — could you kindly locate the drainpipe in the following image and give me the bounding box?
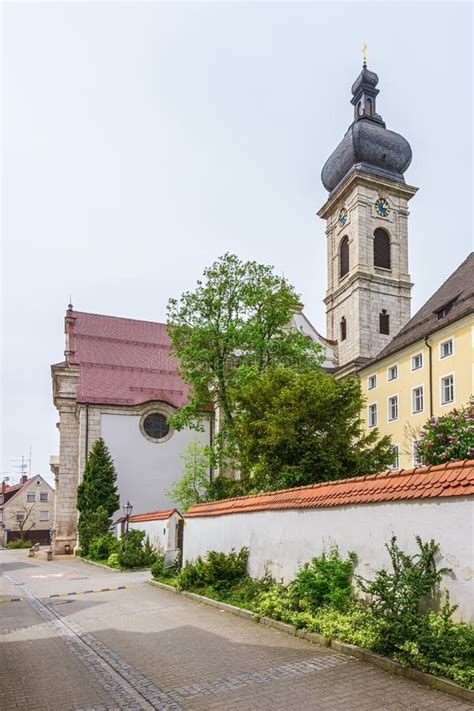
[209,411,214,482]
[85,403,90,462]
[424,336,433,418]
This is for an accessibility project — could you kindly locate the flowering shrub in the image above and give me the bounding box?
[415,398,474,465]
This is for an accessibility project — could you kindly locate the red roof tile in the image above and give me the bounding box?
[67,311,191,408]
[116,508,179,523]
[186,460,474,518]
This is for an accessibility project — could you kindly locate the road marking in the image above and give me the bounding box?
[47,586,127,599]
[0,597,23,604]
[0,587,127,604]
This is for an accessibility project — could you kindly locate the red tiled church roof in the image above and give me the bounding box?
[186,460,474,517]
[67,310,191,408]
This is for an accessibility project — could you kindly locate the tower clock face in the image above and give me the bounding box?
[337,208,348,226]
[375,197,390,217]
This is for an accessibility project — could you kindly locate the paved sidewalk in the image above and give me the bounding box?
[1,550,471,710]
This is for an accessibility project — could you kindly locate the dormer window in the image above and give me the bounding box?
[435,297,458,320]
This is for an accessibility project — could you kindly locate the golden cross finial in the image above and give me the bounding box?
[362,42,368,66]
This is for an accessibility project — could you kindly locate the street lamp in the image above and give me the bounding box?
[123,500,133,540]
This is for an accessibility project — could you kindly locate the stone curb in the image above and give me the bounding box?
[147,579,474,704]
[76,558,150,574]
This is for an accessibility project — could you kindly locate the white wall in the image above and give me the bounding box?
[184,497,474,622]
[128,513,180,553]
[101,414,210,514]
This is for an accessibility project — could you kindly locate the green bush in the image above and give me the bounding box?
[177,548,249,592]
[288,548,356,613]
[150,554,165,579]
[357,536,451,654]
[143,536,158,566]
[117,529,155,569]
[88,532,119,561]
[107,552,120,569]
[393,599,474,688]
[6,539,33,549]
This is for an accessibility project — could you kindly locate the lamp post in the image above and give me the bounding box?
[123,500,133,544]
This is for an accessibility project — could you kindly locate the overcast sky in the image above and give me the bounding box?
[2,1,472,485]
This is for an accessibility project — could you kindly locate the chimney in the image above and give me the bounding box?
[21,475,28,485]
[1,481,6,493]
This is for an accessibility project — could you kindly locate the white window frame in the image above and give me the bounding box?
[368,403,377,427]
[26,492,36,502]
[440,372,455,406]
[411,385,424,414]
[16,511,26,522]
[389,444,400,470]
[367,374,377,390]
[39,511,49,522]
[411,352,423,371]
[39,492,49,502]
[387,363,398,382]
[387,394,399,422]
[413,439,423,467]
[439,337,454,360]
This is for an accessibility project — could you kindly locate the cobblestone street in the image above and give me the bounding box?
[0,550,471,710]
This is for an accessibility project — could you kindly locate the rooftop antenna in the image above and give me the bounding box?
[68,294,73,310]
[362,41,368,68]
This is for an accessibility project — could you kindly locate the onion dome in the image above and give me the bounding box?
[321,64,412,194]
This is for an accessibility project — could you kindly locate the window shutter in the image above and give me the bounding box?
[340,317,347,341]
[379,311,390,335]
[374,229,391,269]
[340,236,349,278]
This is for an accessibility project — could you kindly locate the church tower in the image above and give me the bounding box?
[318,62,417,375]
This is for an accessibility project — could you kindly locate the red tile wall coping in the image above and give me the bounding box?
[186,460,474,518]
[116,508,179,523]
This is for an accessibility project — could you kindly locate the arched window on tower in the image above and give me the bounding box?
[357,101,363,116]
[366,98,373,116]
[340,236,349,278]
[374,228,391,269]
[340,316,347,341]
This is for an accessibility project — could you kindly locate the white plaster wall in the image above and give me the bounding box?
[128,513,179,552]
[184,498,474,622]
[101,414,210,515]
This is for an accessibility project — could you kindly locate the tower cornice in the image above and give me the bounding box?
[318,169,418,220]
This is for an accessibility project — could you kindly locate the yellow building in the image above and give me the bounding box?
[358,253,474,469]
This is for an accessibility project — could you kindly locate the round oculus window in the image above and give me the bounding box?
[142,413,170,440]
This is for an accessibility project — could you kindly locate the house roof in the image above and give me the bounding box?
[361,252,474,368]
[66,310,191,408]
[116,508,179,523]
[185,459,474,518]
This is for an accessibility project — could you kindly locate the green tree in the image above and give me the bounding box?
[234,367,395,490]
[76,438,119,554]
[166,253,322,463]
[415,398,474,465]
[165,441,213,512]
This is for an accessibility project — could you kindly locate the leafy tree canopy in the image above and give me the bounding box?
[165,441,213,512]
[233,367,395,490]
[415,399,474,465]
[166,254,323,446]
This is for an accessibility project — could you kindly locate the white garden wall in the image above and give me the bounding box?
[184,497,474,622]
[129,514,179,553]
